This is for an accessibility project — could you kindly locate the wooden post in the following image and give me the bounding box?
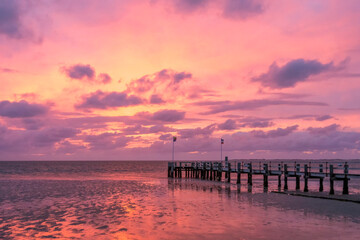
[248,163,252,186]
[296,164,300,190]
[218,163,222,181]
[278,163,281,187]
[237,162,241,184]
[329,165,334,195]
[263,163,268,188]
[319,164,323,192]
[179,163,182,178]
[202,163,205,180]
[210,162,213,181]
[343,162,349,195]
[284,164,288,190]
[304,164,309,192]
[227,163,231,183]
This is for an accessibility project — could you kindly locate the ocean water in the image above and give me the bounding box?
[0,161,360,240]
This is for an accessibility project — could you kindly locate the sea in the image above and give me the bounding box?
[0,160,360,240]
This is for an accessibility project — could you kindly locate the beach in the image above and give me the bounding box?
[0,161,359,240]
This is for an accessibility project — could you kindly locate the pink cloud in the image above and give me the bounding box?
[0,100,48,118]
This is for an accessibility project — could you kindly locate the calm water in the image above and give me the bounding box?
[0,161,359,240]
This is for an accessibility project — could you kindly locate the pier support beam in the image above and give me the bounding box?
[296,164,300,190]
[263,164,268,188]
[247,163,252,186]
[319,164,324,192]
[237,162,241,184]
[329,165,334,195]
[304,164,309,192]
[227,163,231,183]
[278,164,281,187]
[284,164,288,190]
[343,163,349,195]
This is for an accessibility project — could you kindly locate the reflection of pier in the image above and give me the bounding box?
[168,157,360,195]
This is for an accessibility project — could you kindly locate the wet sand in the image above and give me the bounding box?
[1,161,360,239]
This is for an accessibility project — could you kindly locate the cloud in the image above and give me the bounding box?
[127,69,192,94]
[218,119,237,130]
[307,124,340,135]
[0,100,48,118]
[0,126,79,153]
[76,90,144,109]
[151,109,186,122]
[122,124,174,135]
[251,125,298,138]
[83,132,131,150]
[148,124,360,155]
[98,73,112,84]
[62,64,112,84]
[173,0,209,13]
[136,109,185,123]
[174,71,193,83]
[239,120,273,128]
[315,115,333,121]
[32,127,80,147]
[62,64,95,80]
[159,133,172,141]
[252,59,336,89]
[223,0,264,19]
[22,118,44,130]
[56,140,86,154]
[0,0,28,39]
[198,99,328,114]
[150,94,165,104]
[178,124,216,139]
[1,67,17,73]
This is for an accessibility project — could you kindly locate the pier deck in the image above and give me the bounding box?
[168,157,360,196]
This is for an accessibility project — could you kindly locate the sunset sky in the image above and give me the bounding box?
[1,0,360,160]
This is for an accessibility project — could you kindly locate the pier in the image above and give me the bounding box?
[168,157,360,196]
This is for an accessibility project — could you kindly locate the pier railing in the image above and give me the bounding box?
[168,158,360,195]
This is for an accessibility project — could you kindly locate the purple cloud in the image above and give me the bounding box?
[62,64,112,84]
[22,118,44,130]
[76,90,144,109]
[173,71,193,83]
[32,127,80,147]
[151,109,186,122]
[223,0,264,19]
[122,124,174,135]
[63,64,95,80]
[0,0,29,39]
[252,59,335,89]
[127,69,192,94]
[198,99,328,114]
[159,133,172,141]
[173,0,209,13]
[0,126,79,153]
[150,94,165,104]
[0,100,48,118]
[83,132,130,150]
[178,124,216,139]
[98,73,112,84]
[252,125,298,138]
[307,124,340,135]
[239,120,273,128]
[218,119,237,130]
[1,67,17,73]
[315,115,333,121]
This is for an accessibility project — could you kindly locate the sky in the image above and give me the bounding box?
[1,0,360,160]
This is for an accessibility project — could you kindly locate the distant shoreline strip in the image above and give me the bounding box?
[272,191,360,204]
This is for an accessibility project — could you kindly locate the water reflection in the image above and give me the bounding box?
[167,178,360,223]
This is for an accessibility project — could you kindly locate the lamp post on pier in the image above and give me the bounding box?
[221,138,224,161]
[172,136,177,162]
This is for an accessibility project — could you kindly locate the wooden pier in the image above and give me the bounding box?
[168,157,360,195]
